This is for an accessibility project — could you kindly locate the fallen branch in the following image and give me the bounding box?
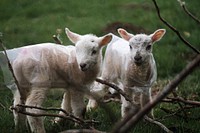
[10,104,99,128]
[165,96,200,106]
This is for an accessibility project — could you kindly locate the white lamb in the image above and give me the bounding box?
[0,28,112,133]
[87,28,166,117]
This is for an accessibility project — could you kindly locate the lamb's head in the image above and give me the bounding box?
[66,28,112,71]
[118,28,166,65]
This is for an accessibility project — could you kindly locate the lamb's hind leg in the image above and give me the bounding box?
[12,88,27,131]
[25,87,47,133]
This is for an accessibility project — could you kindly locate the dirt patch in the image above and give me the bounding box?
[102,21,148,35]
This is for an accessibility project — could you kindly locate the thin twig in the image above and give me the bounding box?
[165,97,200,106]
[160,107,200,121]
[60,129,105,133]
[152,0,200,54]
[111,53,200,133]
[144,116,172,133]
[177,0,200,24]
[0,102,5,109]
[53,35,62,44]
[0,39,25,104]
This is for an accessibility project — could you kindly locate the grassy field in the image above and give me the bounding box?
[0,0,200,132]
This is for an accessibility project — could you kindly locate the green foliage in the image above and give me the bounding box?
[0,0,200,132]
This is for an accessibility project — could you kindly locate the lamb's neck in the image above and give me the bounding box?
[126,58,154,87]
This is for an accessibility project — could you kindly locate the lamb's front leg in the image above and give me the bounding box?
[70,90,86,119]
[121,87,140,118]
[54,90,72,123]
[141,88,154,118]
[25,87,47,133]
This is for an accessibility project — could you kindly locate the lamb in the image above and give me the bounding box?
[0,28,112,133]
[87,28,166,117]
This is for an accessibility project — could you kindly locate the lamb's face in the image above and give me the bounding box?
[65,28,112,72]
[129,34,152,65]
[75,35,101,71]
[118,28,166,65]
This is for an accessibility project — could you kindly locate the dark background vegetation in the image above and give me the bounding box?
[0,0,199,132]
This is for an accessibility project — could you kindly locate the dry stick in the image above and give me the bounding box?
[144,116,171,133]
[53,35,62,44]
[160,107,200,121]
[171,91,189,122]
[152,0,200,54]
[60,129,105,133]
[0,102,5,109]
[165,97,200,106]
[0,40,25,104]
[11,105,99,127]
[111,53,200,133]
[177,0,200,24]
[16,104,87,124]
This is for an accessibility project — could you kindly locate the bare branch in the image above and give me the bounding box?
[0,102,5,109]
[60,129,105,133]
[10,105,99,127]
[144,116,172,133]
[177,0,200,24]
[0,39,25,104]
[152,0,200,54]
[111,54,200,133]
[95,78,133,104]
[165,97,200,106]
[53,35,62,44]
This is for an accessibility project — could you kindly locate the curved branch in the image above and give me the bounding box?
[152,0,200,54]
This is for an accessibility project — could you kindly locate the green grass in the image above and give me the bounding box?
[0,0,200,132]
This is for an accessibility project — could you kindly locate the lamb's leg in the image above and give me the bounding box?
[86,81,108,111]
[54,90,72,123]
[121,88,140,118]
[141,88,154,118]
[25,87,47,133]
[86,77,116,111]
[12,89,27,131]
[70,90,85,119]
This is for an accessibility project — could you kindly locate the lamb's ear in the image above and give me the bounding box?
[65,28,82,44]
[99,34,113,47]
[150,29,166,43]
[118,28,134,41]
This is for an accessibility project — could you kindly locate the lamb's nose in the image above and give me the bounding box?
[134,55,142,61]
[80,63,87,70]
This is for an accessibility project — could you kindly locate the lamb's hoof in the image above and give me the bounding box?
[86,99,98,112]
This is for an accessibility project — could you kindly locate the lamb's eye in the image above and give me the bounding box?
[146,45,152,51]
[91,50,97,55]
[129,45,132,50]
